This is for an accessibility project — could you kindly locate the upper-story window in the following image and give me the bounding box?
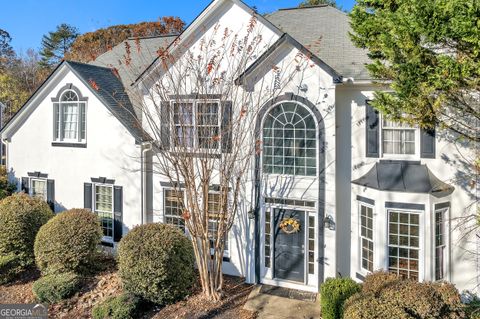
[52,85,87,144]
[262,102,317,176]
[382,118,417,155]
[172,101,220,150]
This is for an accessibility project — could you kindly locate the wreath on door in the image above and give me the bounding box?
[279,218,301,234]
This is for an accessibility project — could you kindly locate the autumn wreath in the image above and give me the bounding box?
[279,218,301,234]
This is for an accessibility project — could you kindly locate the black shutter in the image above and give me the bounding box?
[21,177,29,194]
[47,179,55,212]
[420,128,436,158]
[221,101,233,152]
[113,186,123,242]
[365,103,380,158]
[84,183,92,210]
[160,101,171,150]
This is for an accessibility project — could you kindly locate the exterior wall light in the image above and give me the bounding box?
[324,214,335,230]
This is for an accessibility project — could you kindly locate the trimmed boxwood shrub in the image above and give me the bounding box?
[32,272,80,303]
[92,293,140,319]
[118,223,195,305]
[0,253,21,284]
[343,272,466,319]
[320,277,361,319]
[34,209,102,275]
[0,193,54,274]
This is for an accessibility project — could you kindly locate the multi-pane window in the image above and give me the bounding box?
[382,119,416,155]
[30,179,47,200]
[435,209,447,280]
[388,211,420,280]
[164,189,185,232]
[207,193,228,253]
[54,90,86,143]
[94,185,113,240]
[263,102,316,176]
[172,101,220,150]
[264,210,271,268]
[360,205,374,272]
[308,215,315,275]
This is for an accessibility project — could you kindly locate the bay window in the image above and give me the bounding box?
[360,204,374,272]
[388,211,420,280]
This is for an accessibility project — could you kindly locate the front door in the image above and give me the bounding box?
[273,209,305,282]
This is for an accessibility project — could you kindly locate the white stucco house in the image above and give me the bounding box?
[1,0,478,294]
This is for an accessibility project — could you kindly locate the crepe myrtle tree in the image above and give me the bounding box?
[142,16,317,300]
[92,15,316,300]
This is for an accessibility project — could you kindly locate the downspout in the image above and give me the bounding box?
[141,142,153,224]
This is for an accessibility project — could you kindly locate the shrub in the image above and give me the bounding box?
[118,223,195,305]
[92,293,140,319]
[32,272,80,303]
[361,271,400,295]
[34,209,102,274]
[343,272,466,319]
[0,166,16,200]
[0,253,21,284]
[0,193,54,272]
[320,277,361,319]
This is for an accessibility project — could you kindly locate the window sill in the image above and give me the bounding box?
[52,142,87,148]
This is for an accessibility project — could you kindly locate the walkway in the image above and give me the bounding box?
[243,285,321,319]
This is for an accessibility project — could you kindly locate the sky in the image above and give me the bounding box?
[0,0,355,53]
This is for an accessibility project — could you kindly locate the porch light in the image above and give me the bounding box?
[247,208,256,220]
[324,214,335,230]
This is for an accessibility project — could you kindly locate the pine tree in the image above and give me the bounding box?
[299,0,338,8]
[40,23,79,68]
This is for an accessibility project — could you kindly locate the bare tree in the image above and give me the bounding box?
[124,15,316,300]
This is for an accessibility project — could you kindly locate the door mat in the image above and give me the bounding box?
[259,285,317,302]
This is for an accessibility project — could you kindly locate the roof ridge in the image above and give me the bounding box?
[277,4,330,11]
[67,60,113,71]
[126,34,180,40]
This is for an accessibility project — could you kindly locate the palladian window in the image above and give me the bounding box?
[53,88,86,143]
[263,102,316,176]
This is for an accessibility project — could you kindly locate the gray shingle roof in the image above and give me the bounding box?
[352,160,454,198]
[66,61,147,142]
[266,5,372,80]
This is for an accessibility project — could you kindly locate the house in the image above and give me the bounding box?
[1,0,478,294]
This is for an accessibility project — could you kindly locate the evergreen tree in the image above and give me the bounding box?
[299,0,338,8]
[0,29,16,71]
[40,23,79,68]
[350,0,480,142]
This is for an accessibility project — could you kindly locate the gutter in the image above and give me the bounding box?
[141,142,153,224]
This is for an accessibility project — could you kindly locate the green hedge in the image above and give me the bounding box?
[34,209,102,275]
[92,293,140,319]
[320,277,361,319]
[0,253,21,284]
[0,193,54,276]
[32,272,80,303]
[118,223,195,305]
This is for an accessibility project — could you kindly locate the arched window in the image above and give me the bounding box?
[262,102,316,176]
[53,86,86,143]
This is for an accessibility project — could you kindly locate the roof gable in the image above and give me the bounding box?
[1,61,148,143]
[266,5,372,80]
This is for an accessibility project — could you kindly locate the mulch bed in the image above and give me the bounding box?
[0,264,256,319]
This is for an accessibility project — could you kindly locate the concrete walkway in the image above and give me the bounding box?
[243,286,321,319]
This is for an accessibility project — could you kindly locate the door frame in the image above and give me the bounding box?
[253,93,326,292]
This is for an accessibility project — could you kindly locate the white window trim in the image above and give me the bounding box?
[29,178,47,201]
[386,208,424,281]
[358,202,375,275]
[93,183,114,243]
[433,207,450,282]
[380,116,420,160]
[170,99,221,152]
[163,188,186,233]
[54,89,87,144]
